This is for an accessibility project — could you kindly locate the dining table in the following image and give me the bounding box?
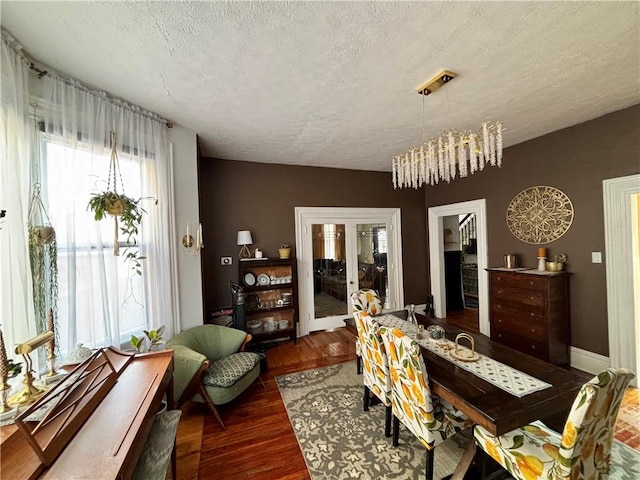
[348,309,587,479]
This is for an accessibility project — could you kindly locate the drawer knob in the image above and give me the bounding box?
[529,312,535,317]
[497,334,502,338]
[498,289,504,294]
[530,296,536,300]
[497,305,502,309]
[531,345,536,349]
[530,328,536,333]
[498,319,502,323]
[529,281,534,285]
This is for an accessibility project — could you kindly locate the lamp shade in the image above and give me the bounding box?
[237,230,253,246]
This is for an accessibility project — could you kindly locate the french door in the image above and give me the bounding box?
[295,207,404,336]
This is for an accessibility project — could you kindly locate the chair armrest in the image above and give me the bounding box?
[168,344,208,404]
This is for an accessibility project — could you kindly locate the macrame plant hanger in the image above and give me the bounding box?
[106,131,126,256]
[27,102,55,245]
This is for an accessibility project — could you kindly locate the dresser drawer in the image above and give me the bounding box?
[491,284,544,307]
[491,326,549,360]
[491,272,547,291]
[491,300,545,322]
[491,313,547,339]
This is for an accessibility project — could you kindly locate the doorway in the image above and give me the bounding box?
[442,213,480,332]
[604,174,639,386]
[428,199,489,336]
[295,207,404,336]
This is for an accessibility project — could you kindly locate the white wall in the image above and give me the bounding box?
[168,125,203,331]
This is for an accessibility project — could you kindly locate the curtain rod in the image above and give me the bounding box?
[27,62,173,129]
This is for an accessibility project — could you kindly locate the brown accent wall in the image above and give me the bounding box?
[426,104,640,356]
[198,161,428,315]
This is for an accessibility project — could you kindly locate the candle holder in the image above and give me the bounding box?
[538,256,547,271]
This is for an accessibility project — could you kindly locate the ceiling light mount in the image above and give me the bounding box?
[417,70,457,96]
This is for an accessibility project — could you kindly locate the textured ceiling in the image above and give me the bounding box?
[1,1,639,172]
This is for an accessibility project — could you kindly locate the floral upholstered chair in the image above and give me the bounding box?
[382,327,471,480]
[354,310,393,437]
[473,368,634,480]
[350,289,383,375]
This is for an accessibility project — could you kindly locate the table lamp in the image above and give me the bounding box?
[237,230,253,260]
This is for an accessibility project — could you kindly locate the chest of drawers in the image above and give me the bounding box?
[488,268,570,365]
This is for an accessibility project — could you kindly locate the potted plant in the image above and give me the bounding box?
[130,325,165,353]
[279,243,291,259]
[87,131,155,275]
[87,191,154,274]
[27,185,58,334]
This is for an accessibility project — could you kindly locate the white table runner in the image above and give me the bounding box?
[376,314,552,398]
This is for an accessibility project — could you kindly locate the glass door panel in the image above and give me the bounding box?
[312,223,348,320]
[356,223,390,309]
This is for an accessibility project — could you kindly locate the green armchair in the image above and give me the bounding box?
[167,324,262,429]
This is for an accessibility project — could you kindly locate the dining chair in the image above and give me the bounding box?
[132,409,182,480]
[473,368,635,480]
[382,327,471,480]
[350,288,383,375]
[354,310,393,437]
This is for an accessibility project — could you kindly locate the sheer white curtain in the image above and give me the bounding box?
[0,31,36,354]
[38,72,176,354]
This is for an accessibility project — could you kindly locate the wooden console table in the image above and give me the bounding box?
[0,348,173,480]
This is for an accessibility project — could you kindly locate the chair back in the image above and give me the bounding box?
[381,327,441,449]
[350,289,382,316]
[553,368,634,479]
[167,324,248,362]
[355,311,391,404]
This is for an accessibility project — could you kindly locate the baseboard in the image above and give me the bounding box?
[570,346,610,374]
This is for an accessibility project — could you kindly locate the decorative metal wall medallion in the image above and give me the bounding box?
[506,186,574,244]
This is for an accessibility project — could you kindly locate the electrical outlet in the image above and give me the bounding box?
[591,252,602,264]
[221,256,232,266]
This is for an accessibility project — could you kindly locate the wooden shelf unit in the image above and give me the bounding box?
[239,258,298,344]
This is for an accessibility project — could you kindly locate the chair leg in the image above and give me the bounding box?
[384,405,392,438]
[363,385,370,411]
[357,356,362,374]
[199,384,226,430]
[171,437,177,480]
[425,448,435,480]
[392,415,400,447]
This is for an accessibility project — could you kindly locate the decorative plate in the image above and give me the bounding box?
[257,273,270,286]
[506,185,574,244]
[243,272,256,287]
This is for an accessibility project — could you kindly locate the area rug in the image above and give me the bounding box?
[276,361,640,480]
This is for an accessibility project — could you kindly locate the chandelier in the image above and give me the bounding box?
[392,70,503,189]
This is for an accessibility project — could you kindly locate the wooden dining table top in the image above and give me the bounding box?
[372,310,586,437]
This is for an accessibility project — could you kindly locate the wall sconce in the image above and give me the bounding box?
[183,223,204,255]
[237,230,253,259]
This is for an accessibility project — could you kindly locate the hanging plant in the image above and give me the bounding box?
[27,184,59,336]
[87,131,155,275]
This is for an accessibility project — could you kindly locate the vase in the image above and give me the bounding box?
[32,226,55,245]
[106,198,124,216]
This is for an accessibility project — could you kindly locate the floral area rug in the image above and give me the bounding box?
[276,361,640,480]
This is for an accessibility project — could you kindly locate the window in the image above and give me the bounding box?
[43,139,147,353]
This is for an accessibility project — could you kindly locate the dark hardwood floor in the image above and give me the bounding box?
[175,327,356,480]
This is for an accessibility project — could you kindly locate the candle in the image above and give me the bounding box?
[197,223,203,249]
[537,247,546,258]
[187,223,190,239]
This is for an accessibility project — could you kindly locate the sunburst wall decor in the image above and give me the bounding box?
[506,186,574,244]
